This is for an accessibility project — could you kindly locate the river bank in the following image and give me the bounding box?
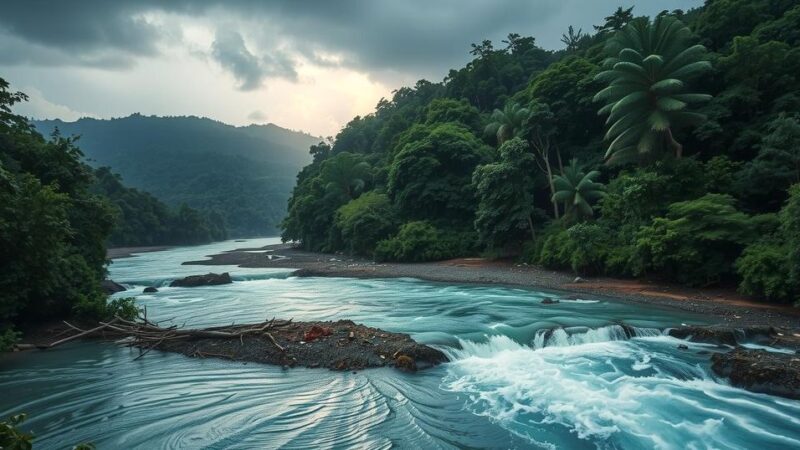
[106,245,173,259]
[184,243,800,330]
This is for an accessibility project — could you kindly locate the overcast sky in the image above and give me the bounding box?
[0,0,701,137]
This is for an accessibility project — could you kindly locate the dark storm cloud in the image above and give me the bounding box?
[211,29,297,90]
[0,1,702,78]
[0,0,162,67]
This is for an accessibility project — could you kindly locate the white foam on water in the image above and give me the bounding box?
[442,330,800,449]
[739,342,796,354]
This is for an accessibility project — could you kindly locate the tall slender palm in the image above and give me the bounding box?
[552,159,605,220]
[594,15,712,165]
[484,102,530,146]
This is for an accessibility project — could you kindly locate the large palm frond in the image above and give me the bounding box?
[552,159,605,219]
[484,102,530,146]
[594,15,712,165]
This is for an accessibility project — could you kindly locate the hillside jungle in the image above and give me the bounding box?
[281,1,800,307]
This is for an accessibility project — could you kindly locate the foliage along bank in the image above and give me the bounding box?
[0,78,226,349]
[282,1,800,305]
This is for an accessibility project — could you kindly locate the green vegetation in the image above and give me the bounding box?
[0,413,33,450]
[0,412,95,449]
[282,2,800,304]
[0,78,140,351]
[91,167,227,246]
[34,114,319,237]
[594,15,712,164]
[552,160,605,221]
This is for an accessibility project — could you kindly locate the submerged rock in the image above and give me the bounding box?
[711,348,800,399]
[143,286,158,293]
[668,326,739,346]
[170,272,232,287]
[541,298,560,305]
[101,280,126,295]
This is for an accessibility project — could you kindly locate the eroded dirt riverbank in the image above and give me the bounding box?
[184,243,800,330]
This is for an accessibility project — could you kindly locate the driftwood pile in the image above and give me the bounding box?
[16,312,291,360]
[14,313,449,372]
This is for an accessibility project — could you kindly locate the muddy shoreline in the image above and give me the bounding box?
[184,243,800,330]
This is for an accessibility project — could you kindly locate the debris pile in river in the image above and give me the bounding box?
[17,315,448,372]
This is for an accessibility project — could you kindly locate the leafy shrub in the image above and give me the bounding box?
[736,243,793,302]
[0,413,34,450]
[783,185,800,289]
[375,221,476,262]
[72,296,139,322]
[634,194,756,285]
[0,328,20,352]
[334,192,398,255]
[600,158,706,227]
[532,223,610,275]
[565,223,610,275]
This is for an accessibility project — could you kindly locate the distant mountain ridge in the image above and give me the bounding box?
[34,114,321,237]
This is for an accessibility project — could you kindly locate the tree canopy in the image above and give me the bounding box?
[278,3,799,304]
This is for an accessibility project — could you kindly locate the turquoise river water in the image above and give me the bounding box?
[1,238,799,449]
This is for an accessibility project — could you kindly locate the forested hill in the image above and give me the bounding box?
[282,1,800,304]
[34,115,320,237]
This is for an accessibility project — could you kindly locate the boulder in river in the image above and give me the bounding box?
[711,348,800,399]
[667,325,739,346]
[101,280,126,295]
[170,272,232,287]
[667,325,788,347]
[143,286,159,293]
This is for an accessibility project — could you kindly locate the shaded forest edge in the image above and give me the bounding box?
[281,2,800,307]
[0,79,225,351]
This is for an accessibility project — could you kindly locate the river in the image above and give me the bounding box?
[2,238,799,449]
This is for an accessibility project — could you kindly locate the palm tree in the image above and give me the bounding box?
[560,26,584,52]
[319,152,371,201]
[552,160,605,220]
[594,15,712,165]
[484,102,530,146]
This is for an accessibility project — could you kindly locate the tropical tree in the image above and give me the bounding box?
[552,159,605,220]
[319,152,372,202]
[594,6,635,33]
[594,15,712,164]
[484,102,530,145]
[472,138,538,246]
[389,123,491,223]
[560,26,585,51]
[524,101,562,218]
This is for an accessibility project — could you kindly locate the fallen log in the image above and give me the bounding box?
[15,316,447,372]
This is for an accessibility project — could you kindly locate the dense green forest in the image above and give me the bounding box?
[91,167,227,246]
[35,115,319,237]
[0,78,137,349]
[283,0,800,304]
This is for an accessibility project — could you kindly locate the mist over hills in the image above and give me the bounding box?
[34,114,320,237]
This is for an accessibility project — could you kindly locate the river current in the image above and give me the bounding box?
[1,238,799,449]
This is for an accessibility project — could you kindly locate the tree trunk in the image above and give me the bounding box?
[527,215,536,241]
[667,128,682,159]
[545,159,560,219]
[556,147,564,173]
